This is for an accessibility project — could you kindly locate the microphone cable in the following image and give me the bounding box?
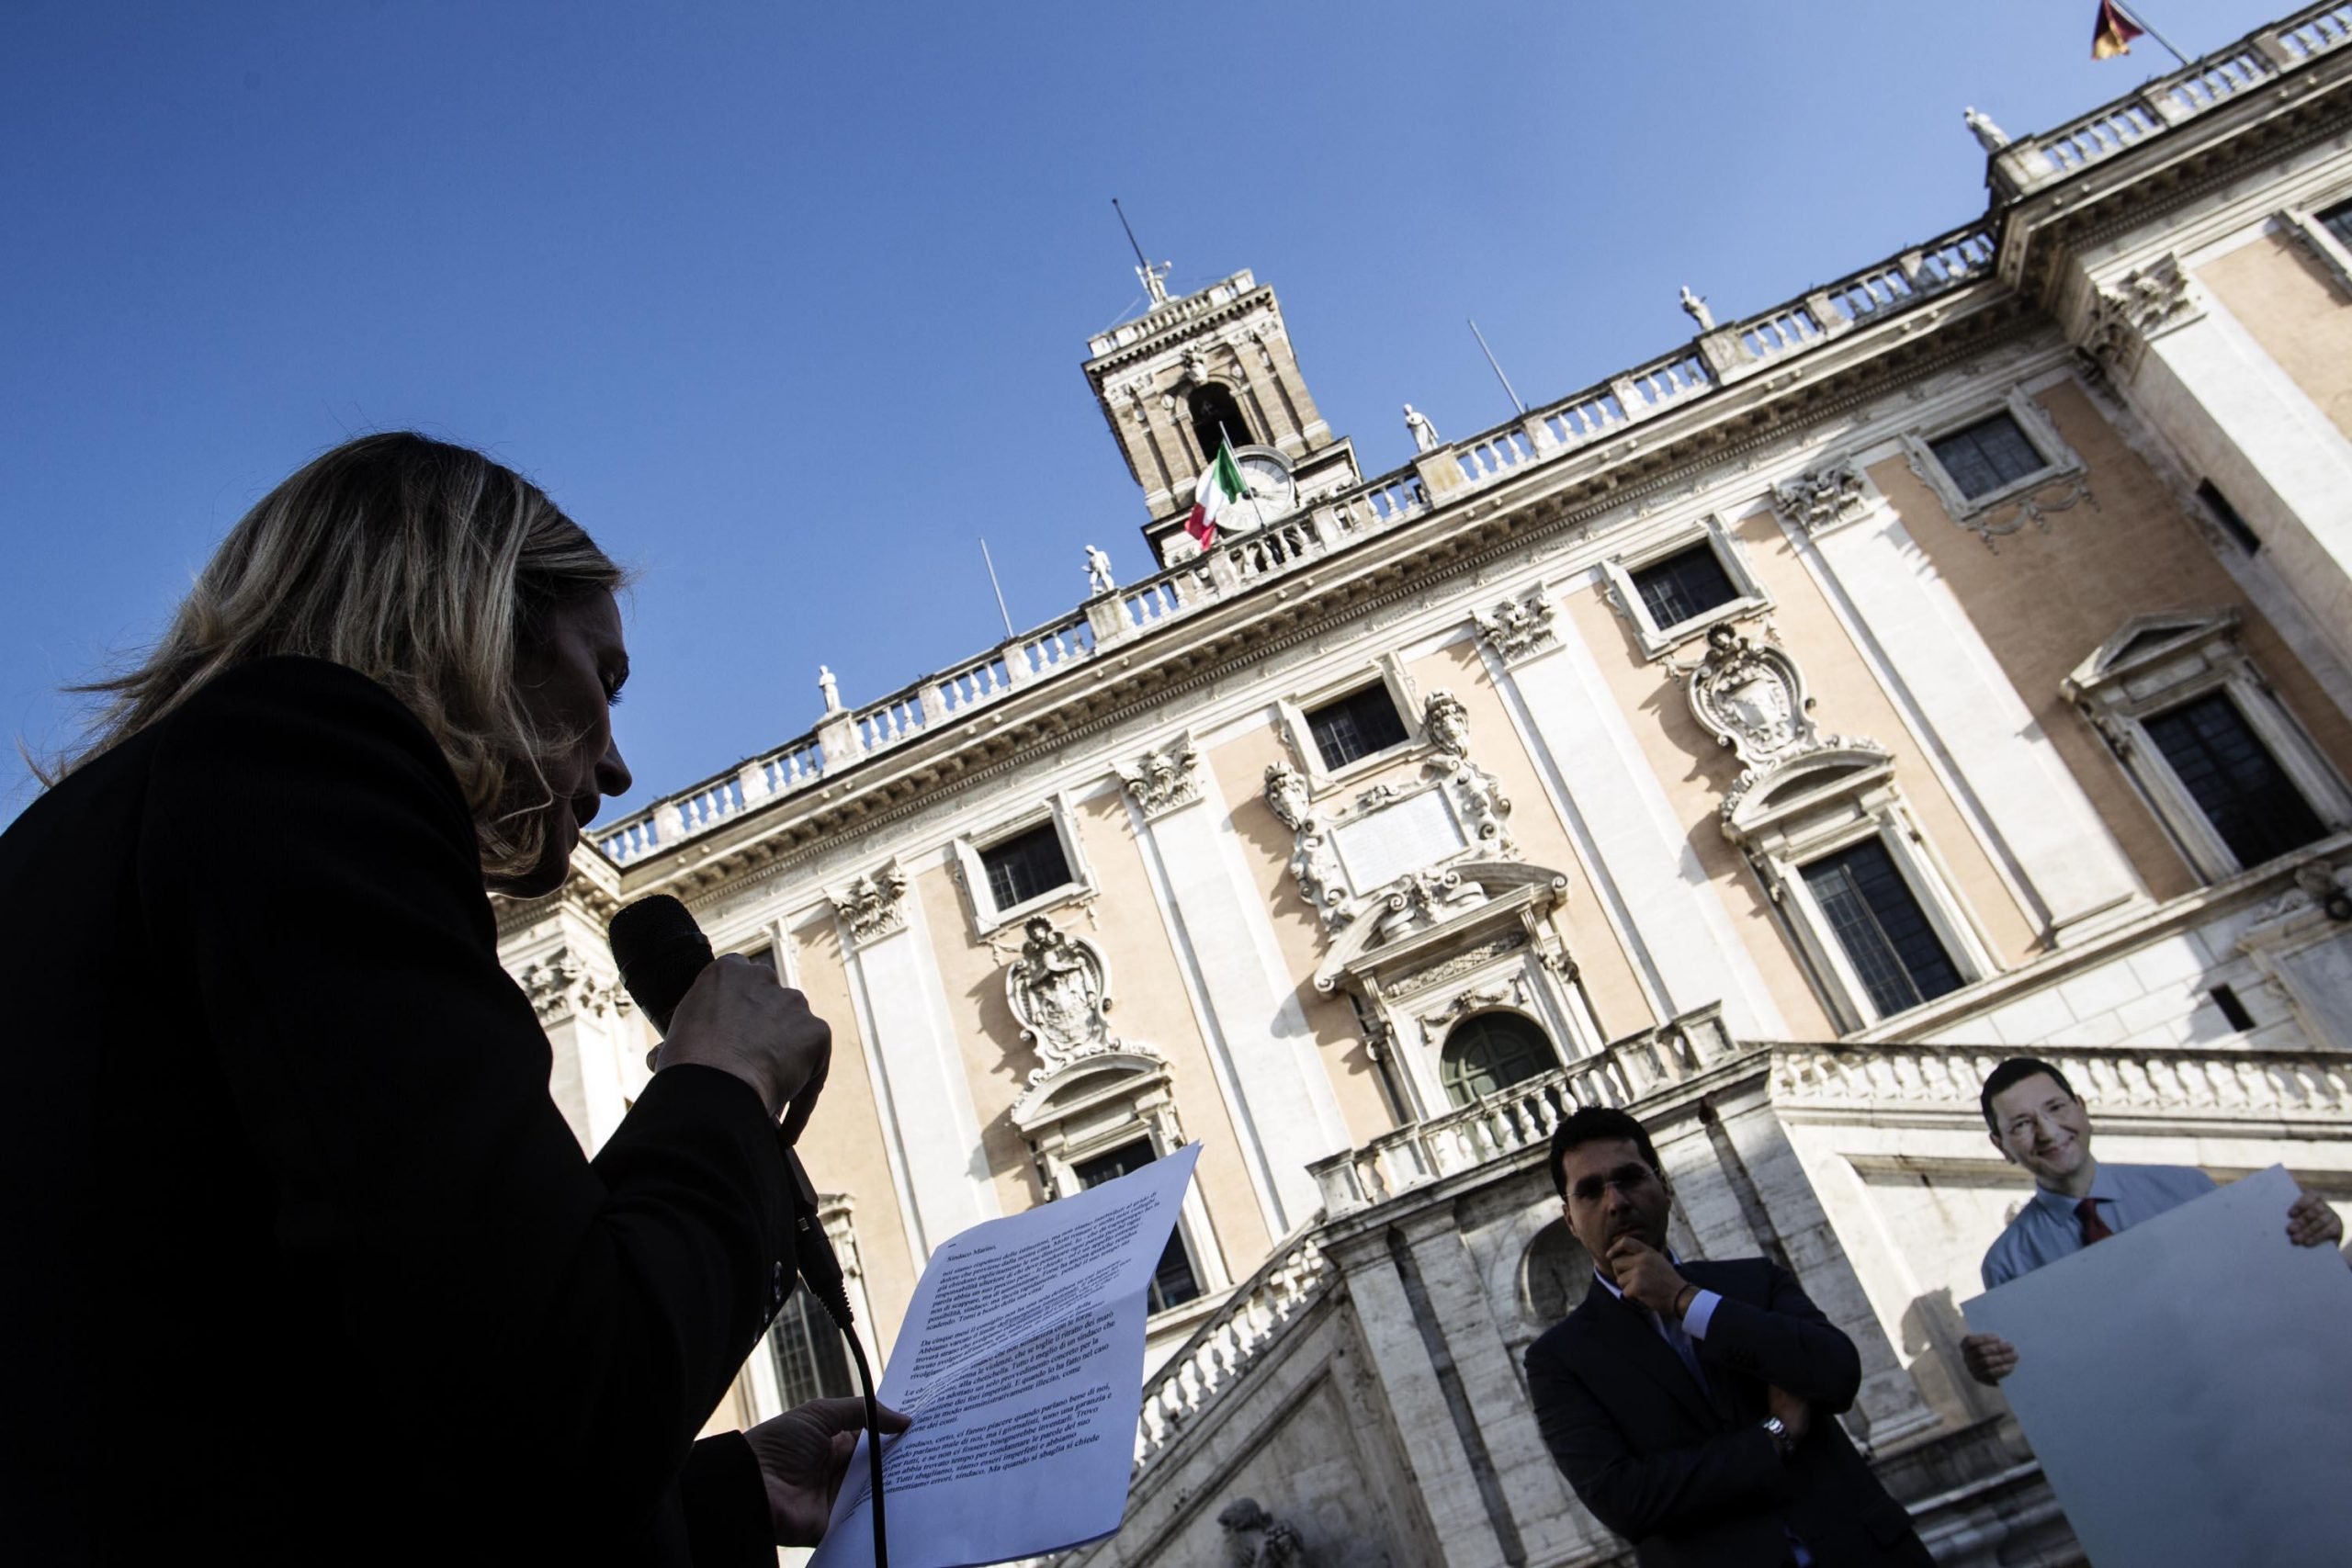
[609,896,888,1567]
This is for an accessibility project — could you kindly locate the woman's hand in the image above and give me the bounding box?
[744,1397,912,1546]
[650,955,831,1135]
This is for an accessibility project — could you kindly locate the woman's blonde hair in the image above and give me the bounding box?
[59,432,627,880]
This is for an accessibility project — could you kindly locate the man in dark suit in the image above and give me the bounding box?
[1524,1108,1931,1567]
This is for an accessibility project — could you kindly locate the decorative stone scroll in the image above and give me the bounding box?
[1115,733,1204,818]
[1469,588,1559,662]
[516,947,627,1024]
[1420,691,1512,850]
[1264,760,1351,931]
[2085,253,2202,374]
[1684,624,1887,824]
[1770,459,1872,536]
[1004,916,1122,1077]
[828,860,910,944]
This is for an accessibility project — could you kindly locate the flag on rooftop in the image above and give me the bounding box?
[2092,0,2146,59]
[1186,440,1248,548]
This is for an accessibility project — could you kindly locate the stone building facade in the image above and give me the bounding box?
[500,8,2352,1562]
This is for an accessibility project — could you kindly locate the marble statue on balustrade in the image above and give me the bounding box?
[1679,285,1713,332]
[1403,403,1440,453]
[1964,105,2010,152]
[818,664,842,714]
[1218,1497,1306,1568]
[1084,544,1116,596]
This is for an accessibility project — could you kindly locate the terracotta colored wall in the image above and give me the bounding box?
[915,802,1273,1276]
[1870,379,2352,898]
[2198,231,2352,443]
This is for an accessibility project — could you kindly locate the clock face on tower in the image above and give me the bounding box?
[1233,447,1297,520]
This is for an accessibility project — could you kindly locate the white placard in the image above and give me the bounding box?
[810,1143,1200,1568]
[1333,788,1465,892]
[1962,1166,2352,1568]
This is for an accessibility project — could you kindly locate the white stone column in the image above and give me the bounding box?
[2107,267,2352,690]
[1485,587,1787,1041]
[1779,478,2145,942]
[831,864,1001,1263]
[1119,750,1353,1237]
[1338,1240,1513,1568]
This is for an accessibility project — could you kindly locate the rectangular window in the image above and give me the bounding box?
[768,1287,854,1408]
[1802,839,1964,1018]
[1072,1141,1201,1313]
[1305,684,1409,771]
[743,945,777,976]
[1928,413,2046,501]
[979,822,1074,913]
[2197,480,2260,556]
[2319,197,2352,253]
[1630,542,1739,630]
[2143,693,2326,869]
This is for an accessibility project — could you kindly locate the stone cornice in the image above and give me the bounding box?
[1082,278,1275,375]
[1998,52,2352,303]
[611,287,2042,910]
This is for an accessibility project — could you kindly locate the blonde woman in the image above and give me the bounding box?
[1,434,899,1565]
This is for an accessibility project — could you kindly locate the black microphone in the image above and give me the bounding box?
[607,895,889,1564]
[606,894,854,1332]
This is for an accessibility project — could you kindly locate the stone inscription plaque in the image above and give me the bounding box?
[1333,790,1466,894]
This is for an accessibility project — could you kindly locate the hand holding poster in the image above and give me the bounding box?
[811,1142,1200,1568]
[1962,1166,2352,1568]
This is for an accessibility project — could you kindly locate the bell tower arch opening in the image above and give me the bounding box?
[1186,382,1251,462]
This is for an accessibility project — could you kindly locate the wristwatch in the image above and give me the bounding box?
[1760,1415,1793,1461]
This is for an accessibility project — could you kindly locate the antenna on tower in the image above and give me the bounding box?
[1113,197,1172,306]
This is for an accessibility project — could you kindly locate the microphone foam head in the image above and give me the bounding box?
[607,895,715,1033]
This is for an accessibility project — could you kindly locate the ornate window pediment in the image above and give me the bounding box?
[1265,689,1515,933]
[2064,610,2350,883]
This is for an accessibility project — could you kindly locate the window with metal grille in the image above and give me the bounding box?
[768,1286,854,1409]
[1928,413,2047,501]
[1071,1141,1201,1313]
[1629,543,1738,630]
[2143,692,2326,869]
[2319,197,2352,252]
[1801,839,1963,1018]
[2197,480,2260,555]
[979,822,1073,913]
[1305,684,1409,770]
[1439,1012,1560,1108]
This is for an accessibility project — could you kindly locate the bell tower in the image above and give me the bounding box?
[1081,264,1358,562]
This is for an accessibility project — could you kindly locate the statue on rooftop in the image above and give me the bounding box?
[1084,544,1116,596]
[1679,286,1714,332]
[1964,106,2010,152]
[818,665,842,714]
[1403,403,1440,453]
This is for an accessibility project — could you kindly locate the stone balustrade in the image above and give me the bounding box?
[1771,1040,2352,1126]
[1993,2,2350,198]
[592,198,2000,868]
[1310,1007,1743,1217]
[1132,1231,1328,1474]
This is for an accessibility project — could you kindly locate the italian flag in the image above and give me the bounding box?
[1185,440,1248,547]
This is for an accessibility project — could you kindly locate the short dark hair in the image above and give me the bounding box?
[1979,1056,2077,1134]
[1548,1106,1664,1199]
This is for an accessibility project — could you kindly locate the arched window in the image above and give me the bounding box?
[1187,382,1251,462]
[1439,1011,1559,1107]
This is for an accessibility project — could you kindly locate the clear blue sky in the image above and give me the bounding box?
[0,0,2289,826]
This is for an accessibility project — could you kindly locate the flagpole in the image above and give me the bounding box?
[978,538,1016,639]
[1218,422,1267,534]
[2114,1,2191,68]
[1468,318,1525,415]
